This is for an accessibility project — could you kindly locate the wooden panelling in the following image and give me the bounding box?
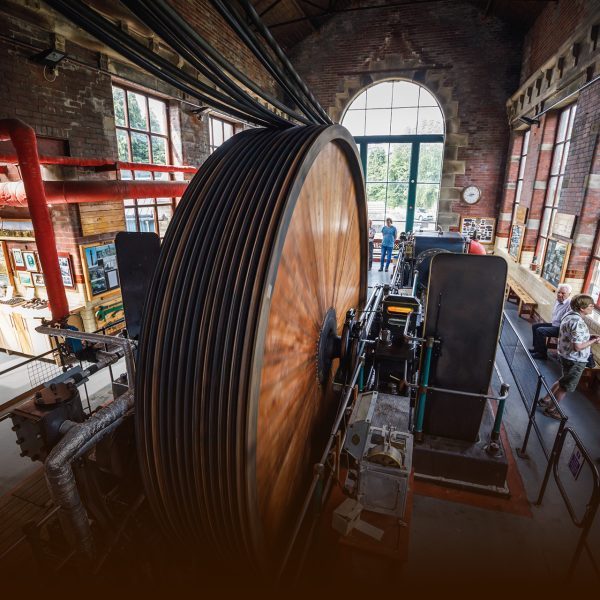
[78,202,125,236]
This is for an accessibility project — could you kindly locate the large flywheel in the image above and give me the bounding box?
[135,125,367,573]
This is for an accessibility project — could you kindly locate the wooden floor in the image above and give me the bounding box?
[0,467,52,572]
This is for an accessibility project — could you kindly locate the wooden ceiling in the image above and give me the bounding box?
[249,0,551,50]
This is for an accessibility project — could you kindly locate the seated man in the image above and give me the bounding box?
[530,283,572,359]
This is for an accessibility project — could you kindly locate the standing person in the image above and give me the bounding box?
[379,217,397,272]
[368,219,376,271]
[539,294,600,419]
[530,283,572,359]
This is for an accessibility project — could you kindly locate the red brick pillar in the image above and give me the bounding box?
[497,132,523,241]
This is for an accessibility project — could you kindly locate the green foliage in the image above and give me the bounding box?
[112,88,126,127]
[131,133,150,163]
[116,130,129,161]
[151,136,167,165]
[127,91,148,130]
[418,143,442,183]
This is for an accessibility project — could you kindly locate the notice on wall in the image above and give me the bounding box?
[459,216,496,244]
[551,213,576,239]
[508,223,524,261]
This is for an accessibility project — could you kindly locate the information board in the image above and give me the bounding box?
[460,216,496,244]
[508,223,524,261]
[541,238,571,289]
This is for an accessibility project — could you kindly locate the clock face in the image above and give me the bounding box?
[462,185,481,205]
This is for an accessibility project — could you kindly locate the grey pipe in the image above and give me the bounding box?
[44,390,134,559]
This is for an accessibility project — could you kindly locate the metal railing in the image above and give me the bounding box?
[0,319,129,421]
[499,310,599,581]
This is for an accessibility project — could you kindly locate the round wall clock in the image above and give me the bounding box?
[462,185,481,205]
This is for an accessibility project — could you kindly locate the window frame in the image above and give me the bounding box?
[112,84,176,239]
[536,103,577,265]
[209,115,237,153]
[584,226,600,308]
[511,129,530,224]
[113,85,171,165]
[342,81,445,233]
[508,130,530,262]
[355,134,444,233]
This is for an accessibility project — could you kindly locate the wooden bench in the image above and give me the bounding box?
[505,276,537,319]
[579,365,600,393]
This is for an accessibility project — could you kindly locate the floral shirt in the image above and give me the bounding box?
[558,311,590,363]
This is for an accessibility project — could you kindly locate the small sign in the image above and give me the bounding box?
[568,447,584,480]
[515,205,528,225]
[552,213,576,239]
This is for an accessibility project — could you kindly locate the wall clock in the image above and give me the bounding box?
[462,185,481,205]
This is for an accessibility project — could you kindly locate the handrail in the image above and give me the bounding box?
[551,427,600,527]
[0,346,58,378]
[499,311,566,459]
[499,310,599,581]
[500,310,544,378]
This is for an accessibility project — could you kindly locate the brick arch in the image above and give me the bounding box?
[330,69,467,231]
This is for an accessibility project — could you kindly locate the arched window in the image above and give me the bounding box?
[341,81,444,233]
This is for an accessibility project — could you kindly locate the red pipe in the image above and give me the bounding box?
[0,119,69,322]
[0,152,197,173]
[0,180,188,207]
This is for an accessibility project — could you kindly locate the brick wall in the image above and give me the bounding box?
[521,0,595,82]
[289,0,522,232]
[0,28,116,160]
[562,80,600,280]
[497,1,600,319]
[170,0,276,97]
[0,0,277,324]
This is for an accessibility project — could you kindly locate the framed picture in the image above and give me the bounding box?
[541,238,571,289]
[459,216,496,244]
[58,253,75,289]
[22,251,38,272]
[0,218,35,240]
[508,223,524,262]
[552,213,576,239]
[32,273,45,287]
[17,270,33,287]
[80,242,120,300]
[12,248,24,268]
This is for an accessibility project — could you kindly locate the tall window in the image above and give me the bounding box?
[112,86,175,238]
[511,130,530,222]
[341,81,444,233]
[536,104,577,261]
[209,115,236,153]
[585,230,600,307]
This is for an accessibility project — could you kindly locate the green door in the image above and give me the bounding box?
[359,136,443,234]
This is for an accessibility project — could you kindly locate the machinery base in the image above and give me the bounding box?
[413,405,509,490]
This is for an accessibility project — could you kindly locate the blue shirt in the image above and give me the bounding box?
[381,225,397,248]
